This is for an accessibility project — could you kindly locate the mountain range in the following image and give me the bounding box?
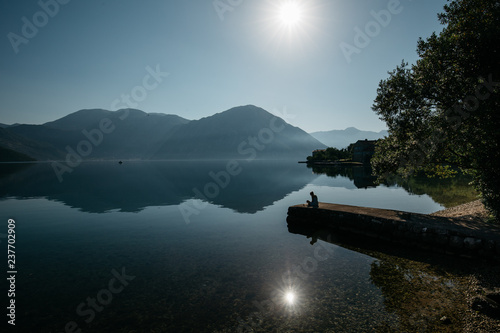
[310,127,388,149]
[0,105,325,161]
[0,105,388,161]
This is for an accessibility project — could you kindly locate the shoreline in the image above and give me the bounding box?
[287,200,500,259]
[298,160,364,166]
[433,202,500,332]
[431,199,490,223]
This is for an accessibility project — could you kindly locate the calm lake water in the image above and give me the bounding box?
[0,161,479,332]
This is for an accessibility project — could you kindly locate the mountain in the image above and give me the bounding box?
[44,108,188,133]
[43,108,116,131]
[152,105,326,160]
[0,146,36,162]
[310,127,388,149]
[1,105,324,161]
[0,123,21,128]
[0,127,63,160]
[41,108,191,159]
[1,109,190,160]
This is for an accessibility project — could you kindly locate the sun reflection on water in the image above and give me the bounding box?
[280,286,302,313]
[285,291,296,305]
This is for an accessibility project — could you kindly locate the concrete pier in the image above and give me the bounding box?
[287,203,500,259]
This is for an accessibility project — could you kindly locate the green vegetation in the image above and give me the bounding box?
[371,0,499,221]
[306,145,353,162]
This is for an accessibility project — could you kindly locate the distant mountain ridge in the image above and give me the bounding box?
[1,109,190,160]
[310,127,388,149]
[0,123,20,128]
[0,105,325,161]
[153,105,324,159]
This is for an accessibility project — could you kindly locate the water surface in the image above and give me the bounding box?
[0,161,478,332]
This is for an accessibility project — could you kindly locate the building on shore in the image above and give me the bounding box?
[352,139,377,164]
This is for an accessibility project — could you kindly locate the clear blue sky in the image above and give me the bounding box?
[0,0,447,132]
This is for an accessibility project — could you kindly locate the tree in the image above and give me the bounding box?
[371,0,500,220]
[306,147,352,162]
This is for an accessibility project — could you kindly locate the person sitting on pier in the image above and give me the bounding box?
[306,191,319,208]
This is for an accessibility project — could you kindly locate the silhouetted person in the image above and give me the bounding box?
[306,191,318,208]
[307,235,318,245]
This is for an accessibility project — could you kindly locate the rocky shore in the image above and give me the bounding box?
[431,199,490,223]
[432,200,499,332]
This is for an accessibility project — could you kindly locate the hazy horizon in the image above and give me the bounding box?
[0,105,388,133]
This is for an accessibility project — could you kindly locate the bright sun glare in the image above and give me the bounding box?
[285,291,296,305]
[264,0,315,51]
[278,2,303,27]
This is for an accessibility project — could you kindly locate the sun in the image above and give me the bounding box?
[278,2,302,26]
[257,0,317,53]
[285,291,296,305]
[277,2,303,27]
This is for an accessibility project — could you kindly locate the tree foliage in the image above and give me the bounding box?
[307,145,353,162]
[371,0,500,220]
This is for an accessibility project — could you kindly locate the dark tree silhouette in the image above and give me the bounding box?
[371,0,500,220]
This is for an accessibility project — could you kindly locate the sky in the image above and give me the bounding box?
[0,0,448,133]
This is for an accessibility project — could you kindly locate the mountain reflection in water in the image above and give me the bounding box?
[0,161,317,213]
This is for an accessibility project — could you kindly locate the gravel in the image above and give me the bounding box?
[431,200,490,222]
[432,200,500,332]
